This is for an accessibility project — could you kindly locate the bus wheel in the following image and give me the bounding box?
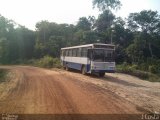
[82,66,86,75]
[99,72,105,77]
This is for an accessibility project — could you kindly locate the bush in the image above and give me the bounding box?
[131,70,149,80]
[138,63,149,71]
[131,64,138,70]
[38,56,54,68]
[149,65,157,74]
[0,69,7,82]
[29,56,62,68]
[116,63,136,73]
[52,58,62,68]
[117,64,148,79]
[117,64,160,82]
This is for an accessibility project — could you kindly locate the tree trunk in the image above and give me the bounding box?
[148,42,153,58]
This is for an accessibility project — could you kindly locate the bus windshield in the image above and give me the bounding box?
[93,49,114,62]
[104,50,114,62]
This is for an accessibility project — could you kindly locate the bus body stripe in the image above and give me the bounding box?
[61,56,88,64]
[63,61,91,72]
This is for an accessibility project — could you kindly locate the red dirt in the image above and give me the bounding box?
[0,66,158,120]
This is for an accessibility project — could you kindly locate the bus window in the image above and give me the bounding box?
[75,48,78,57]
[77,48,81,57]
[72,49,77,57]
[72,49,75,57]
[93,49,104,62]
[69,49,72,56]
[65,50,68,56]
[81,47,87,57]
[104,50,114,62]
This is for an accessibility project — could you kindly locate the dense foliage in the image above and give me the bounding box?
[0,69,7,82]
[0,0,160,74]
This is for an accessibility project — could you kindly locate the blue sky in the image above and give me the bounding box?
[0,0,159,30]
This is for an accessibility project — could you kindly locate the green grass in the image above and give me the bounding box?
[13,56,62,69]
[0,69,7,82]
[30,56,62,68]
[116,64,160,82]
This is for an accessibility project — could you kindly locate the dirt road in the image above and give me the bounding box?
[0,66,160,119]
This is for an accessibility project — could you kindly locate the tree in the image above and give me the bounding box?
[0,15,19,63]
[47,36,65,57]
[76,17,91,31]
[111,17,134,63]
[94,10,115,43]
[16,26,35,59]
[93,0,121,11]
[127,10,160,58]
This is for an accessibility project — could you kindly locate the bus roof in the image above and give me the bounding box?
[61,43,115,50]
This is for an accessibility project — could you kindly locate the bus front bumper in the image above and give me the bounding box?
[91,69,115,73]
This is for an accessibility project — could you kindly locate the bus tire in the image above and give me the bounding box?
[99,72,105,77]
[82,65,86,75]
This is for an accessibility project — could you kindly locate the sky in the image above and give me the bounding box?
[0,0,160,30]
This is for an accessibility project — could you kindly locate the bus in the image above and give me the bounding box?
[60,43,115,77]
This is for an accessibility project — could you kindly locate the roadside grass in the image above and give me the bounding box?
[12,56,62,69]
[116,65,160,82]
[0,69,8,83]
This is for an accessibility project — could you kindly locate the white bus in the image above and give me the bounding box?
[60,43,115,77]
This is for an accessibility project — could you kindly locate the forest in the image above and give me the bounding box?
[0,0,160,76]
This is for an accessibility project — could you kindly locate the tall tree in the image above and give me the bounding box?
[93,0,121,11]
[76,17,91,31]
[127,10,160,58]
[16,26,35,59]
[95,10,115,43]
[0,15,19,63]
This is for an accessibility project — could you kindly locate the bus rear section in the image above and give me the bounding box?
[61,43,115,77]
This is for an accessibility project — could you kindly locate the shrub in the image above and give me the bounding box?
[38,56,54,68]
[29,56,62,68]
[0,69,7,82]
[149,65,157,74]
[131,64,138,70]
[52,58,62,68]
[117,64,160,82]
[138,63,149,71]
[131,70,149,80]
[116,63,135,73]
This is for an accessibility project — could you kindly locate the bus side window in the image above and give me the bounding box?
[72,49,76,57]
[66,50,69,56]
[81,47,87,57]
[67,50,69,56]
[68,50,70,56]
[81,48,84,57]
[63,51,66,57]
[75,48,78,57]
[69,49,72,57]
[78,48,81,57]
